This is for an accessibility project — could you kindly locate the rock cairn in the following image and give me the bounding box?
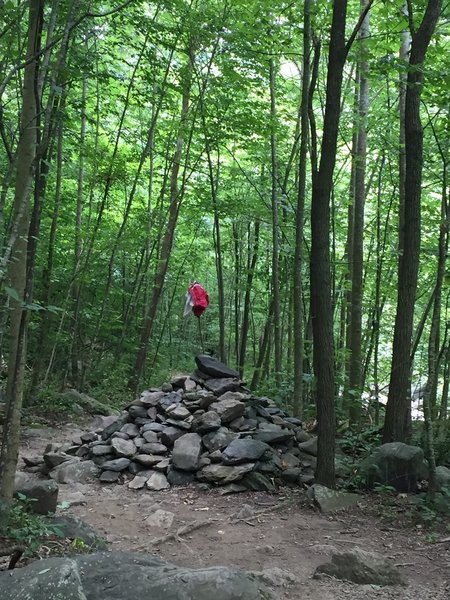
[36,356,318,493]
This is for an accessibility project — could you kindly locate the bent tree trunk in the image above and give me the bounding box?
[383,0,442,443]
[0,0,42,503]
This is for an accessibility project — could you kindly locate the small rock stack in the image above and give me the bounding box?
[38,356,318,493]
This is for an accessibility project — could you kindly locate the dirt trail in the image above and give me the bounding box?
[16,422,450,599]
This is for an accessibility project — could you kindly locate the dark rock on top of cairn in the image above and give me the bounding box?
[195,355,240,379]
[35,355,317,493]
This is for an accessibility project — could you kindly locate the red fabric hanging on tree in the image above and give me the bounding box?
[185,281,209,318]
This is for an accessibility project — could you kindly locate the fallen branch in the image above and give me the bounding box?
[0,540,25,570]
[229,499,295,524]
[148,518,219,546]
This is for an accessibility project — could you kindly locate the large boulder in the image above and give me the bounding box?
[314,548,404,586]
[436,465,450,491]
[195,355,240,379]
[14,475,58,515]
[360,442,424,492]
[50,459,98,484]
[59,389,118,416]
[0,552,271,600]
[307,484,360,513]
[49,515,106,549]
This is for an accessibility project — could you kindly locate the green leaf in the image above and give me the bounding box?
[5,286,20,301]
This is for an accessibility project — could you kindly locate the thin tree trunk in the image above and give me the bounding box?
[128,45,194,392]
[348,0,370,427]
[292,0,311,418]
[70,70,87,388]
[206,149,226,363]
[239,221,260,378]
[269,58,282,388]
[29,99,65,394]
[250,300,274,391]
[398,5,411,255]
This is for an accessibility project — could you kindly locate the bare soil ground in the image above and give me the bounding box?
[15,421,450,600]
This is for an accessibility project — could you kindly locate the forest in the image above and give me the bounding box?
[0,0,449,507]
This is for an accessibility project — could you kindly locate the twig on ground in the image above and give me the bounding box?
[148,518,219,546]
[229,499,295,524]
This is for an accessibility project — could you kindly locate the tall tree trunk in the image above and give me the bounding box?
[310,0,349,487]
[206,149,226,363]
[0,0,42,504]
[269,58,282,388]
[250,300,274,391]
[398,4,411,255]
[71,70,87,388]
[292,0,311,418]
[383,0,442,443]
[29,99,65,394]
[421,140,448,494]
[348,0,370,427]
[128,45,194,392]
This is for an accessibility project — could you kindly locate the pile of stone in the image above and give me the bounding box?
[34,356,318,493]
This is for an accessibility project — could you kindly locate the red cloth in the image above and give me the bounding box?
[188,282,209,317]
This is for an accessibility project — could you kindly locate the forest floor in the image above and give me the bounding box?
[14,420,450,600]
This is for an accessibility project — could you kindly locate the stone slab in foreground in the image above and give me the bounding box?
[0,551,273,600]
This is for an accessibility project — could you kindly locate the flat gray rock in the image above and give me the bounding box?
[297,436,317,456]
[99,470,120,482]
[314,547,404,585]
[111,437,136,457]
[222,438,270,465]
[49,515,106,549]
[128,475,148,489]
[100,457,130,472]
[201,462,255,484]
[50,459,98,483]
[159,426,185,447]
[193,410,221,433]
[307,484,360,513]
[14,475,58,514]
[146,472,170,490]
[120,423,140,437]
[140,390,165,406]
[202,428,238,452]
[204,378,242,396]
[172,433,202,471]
[0,552,271,599]
[209,396,245,423]
[195,355,240,378]
[254,423,294,444]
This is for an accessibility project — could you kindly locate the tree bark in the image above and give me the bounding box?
[128,45,194,392]
[383,0,442,443]
[310,0,349,487]
[0,0,43,503]
[269,58,282,388]
[348,0,370,427]
[292,0,311,418]
[239,221,260,378]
